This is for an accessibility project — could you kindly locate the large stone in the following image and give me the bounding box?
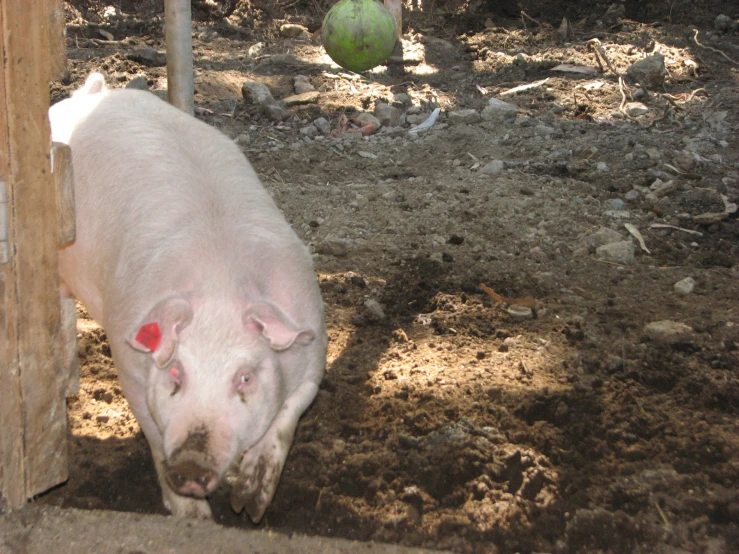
[626,54,667,89]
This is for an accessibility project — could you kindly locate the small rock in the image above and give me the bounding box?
[248,42,265,57]
[283,91,320,106]
[406,113,429,125]
[313,117,331,135]
[374,102,402,127]
[293,75,315,94]
[650,179,677,197]
[506,305,533,319]
[315,236,349,257]
[625,190,641,201]
[125,74,149,90]
[595,241,635,264]
[299,124,318,137]
[399,433,422,448]
[241,81,274,106]
[481,160,505,175]
[481,98,518,122]
[604,198,626,211]
[392,92,412,107]
[380,126,406,137]
[674,277,695,295]
[448,109,481,125]
[604,210,631,219]
[580,227,624,252]
[626,54,667,88]
[596,162,609,172]
[624,102,649,117]
[706,111,728,129]
[364,299,386,320]
[503,337,519,347]
[262,103,292,122]
[358,151,378,159]
[644,320,694,345]
[714,14,738,33]
[128,48,166,67]
[633,88,649,101]
[645,147,661,160]
[260,53,301,66]
[280,23,310,40]
[234,133,251,147]
[673,152,696,172]
[356,112,381,128]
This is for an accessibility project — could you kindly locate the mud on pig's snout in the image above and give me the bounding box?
[164,427,219,498]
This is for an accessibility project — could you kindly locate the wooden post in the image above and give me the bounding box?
[385,0,402,39]
[0,0,71,509]
[164,0,194,115]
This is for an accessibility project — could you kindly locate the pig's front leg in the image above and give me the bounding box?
[230,380,319,523]
[115,361,212,519]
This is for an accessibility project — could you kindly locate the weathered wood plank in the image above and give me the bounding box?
[52,142,75,247]
[1,0,69,501]
[0,2,26,512]
[47,0,68,81]
[60,298,80,397]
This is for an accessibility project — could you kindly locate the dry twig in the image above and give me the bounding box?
[587,38,621,77]
[520,10,544,31]
[692,29,739,65]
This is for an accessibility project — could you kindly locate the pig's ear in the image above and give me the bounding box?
[129,298,193,367]
[74,72,106,97]
[243,302,316,352]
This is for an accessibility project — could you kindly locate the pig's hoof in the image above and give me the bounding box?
[230,450,282,523]
[164,494,212,519]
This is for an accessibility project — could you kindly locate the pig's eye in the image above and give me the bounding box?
[234,369,252,402]
[170,366,182,396]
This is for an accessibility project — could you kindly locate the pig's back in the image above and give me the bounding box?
[60,89,315,325]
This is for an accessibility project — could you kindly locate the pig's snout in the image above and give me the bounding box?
[165,459,218,498]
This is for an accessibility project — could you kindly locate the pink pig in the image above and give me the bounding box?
[49,73,326,521]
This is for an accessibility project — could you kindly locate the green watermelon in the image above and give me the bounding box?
[321,0,397,72]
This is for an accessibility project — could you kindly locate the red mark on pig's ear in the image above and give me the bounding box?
[135,322,162,352]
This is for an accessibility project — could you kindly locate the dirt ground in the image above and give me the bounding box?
[36,1,739,552]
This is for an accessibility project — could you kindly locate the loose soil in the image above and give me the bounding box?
[38,1,739,553]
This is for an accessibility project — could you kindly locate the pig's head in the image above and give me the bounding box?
[128,296,316,499]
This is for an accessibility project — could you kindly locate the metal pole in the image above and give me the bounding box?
[164,0,194,115]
